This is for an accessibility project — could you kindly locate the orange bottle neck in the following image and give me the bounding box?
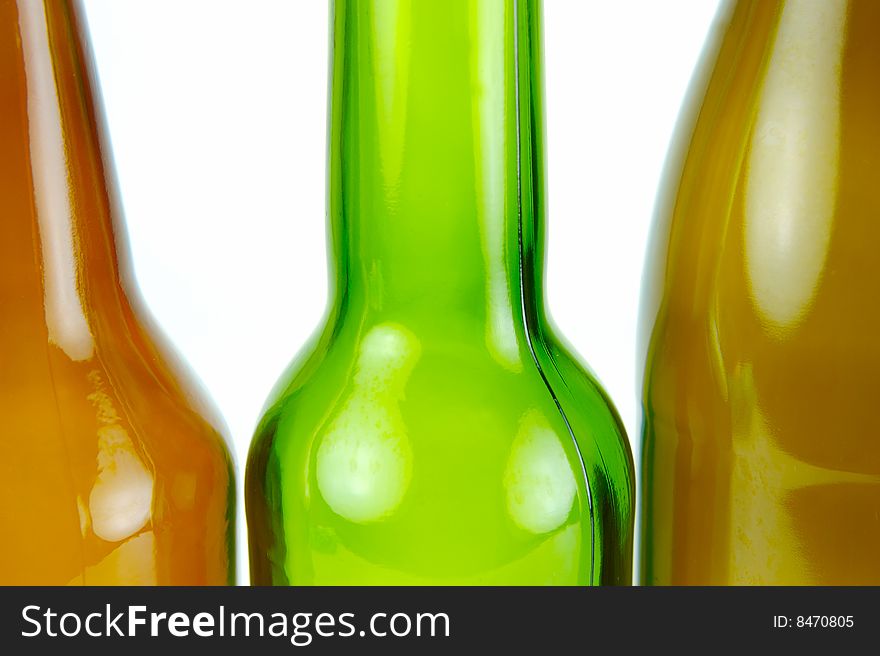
[0,0,135,359]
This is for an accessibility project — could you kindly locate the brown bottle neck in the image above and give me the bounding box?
[1,0,134,359]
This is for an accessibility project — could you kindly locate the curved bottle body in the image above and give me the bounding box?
[247,320,631,585]
[246,0,634,585]
[0,0,235,585]
[640,0,880,584]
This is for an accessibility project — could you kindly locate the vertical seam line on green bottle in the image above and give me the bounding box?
[512,0,596,585]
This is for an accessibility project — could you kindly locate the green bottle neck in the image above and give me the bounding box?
[327,0,547,336]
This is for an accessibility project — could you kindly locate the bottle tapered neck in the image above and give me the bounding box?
[327,0,548,332]
[1,0,131,360]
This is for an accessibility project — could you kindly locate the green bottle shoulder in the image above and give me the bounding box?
[247,316,631,491]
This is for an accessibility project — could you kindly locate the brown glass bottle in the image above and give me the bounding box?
[0,0,235,585]
[640,0,880,585]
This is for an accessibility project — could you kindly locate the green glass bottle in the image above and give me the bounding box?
[246,0,634,586]
[640,0,880,584]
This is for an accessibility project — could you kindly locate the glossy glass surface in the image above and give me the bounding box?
[640,0,880,585]
[0,0,235,585]
[246,0,634,585]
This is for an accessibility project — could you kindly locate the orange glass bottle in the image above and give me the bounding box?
[0,0,235,585]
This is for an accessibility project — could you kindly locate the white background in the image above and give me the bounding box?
[81,0,721,581]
